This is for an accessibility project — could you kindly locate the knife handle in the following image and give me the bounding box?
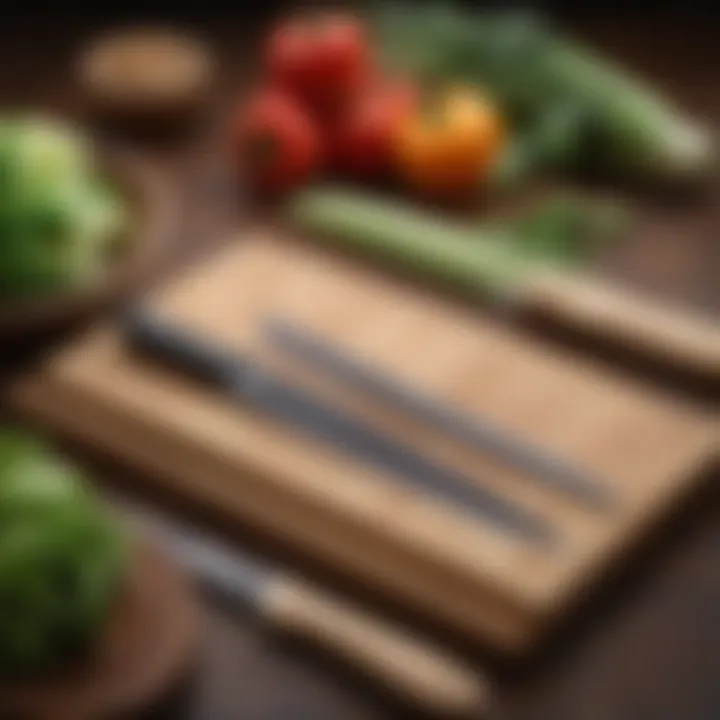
[126,310,238,386]
[528,271,720,382]
[262,575,489,717]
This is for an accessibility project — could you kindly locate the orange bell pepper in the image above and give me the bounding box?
[392,85,505,198]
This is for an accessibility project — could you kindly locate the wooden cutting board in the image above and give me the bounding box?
[9,228,718,654]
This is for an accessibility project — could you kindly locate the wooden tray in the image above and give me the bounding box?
[9,228,718,654]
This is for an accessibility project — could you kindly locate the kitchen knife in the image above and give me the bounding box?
[264,316,612,511]
[288,188,720,384]
[140,513,490,718]
[125,309,556,546]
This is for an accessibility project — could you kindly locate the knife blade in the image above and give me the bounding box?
[137,510,490,717]
[264,317,612,511]
[125,310,556,546]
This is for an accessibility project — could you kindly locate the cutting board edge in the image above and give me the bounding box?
[550,426,718,615]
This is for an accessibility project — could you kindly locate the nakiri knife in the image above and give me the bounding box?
[264,317,612,511]
[138,512,490,718]
[125,309,556,546]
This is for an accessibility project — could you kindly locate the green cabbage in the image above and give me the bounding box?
[0,116,126,301]
[0,429,125,676]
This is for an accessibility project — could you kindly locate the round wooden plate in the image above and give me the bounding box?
[0,542,202,720]
[0,146,179,340]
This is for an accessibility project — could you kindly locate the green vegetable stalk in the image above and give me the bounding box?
[0,430,125,676]
[541,37,715,180]
[287,186,627,298]
[288,187,531,297]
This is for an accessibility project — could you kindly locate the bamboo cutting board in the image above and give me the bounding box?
[9,228,718,654]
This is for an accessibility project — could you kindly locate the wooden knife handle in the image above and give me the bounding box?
[528,271,720,381]
[263,576,489,717]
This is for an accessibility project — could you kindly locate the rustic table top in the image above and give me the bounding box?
[0,12,718,720]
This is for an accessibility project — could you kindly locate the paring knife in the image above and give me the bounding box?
[141,514,490,718]
[125,310,555,546]
[264,317,612,511]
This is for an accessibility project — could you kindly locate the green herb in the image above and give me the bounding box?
[0,429,125,676]
[499,193,630,265]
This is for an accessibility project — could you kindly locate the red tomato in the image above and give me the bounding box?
[332,78,418,179]
[234,88,322,195]
[264,13,370,117]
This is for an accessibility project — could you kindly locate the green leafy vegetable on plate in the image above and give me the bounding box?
[0,429,125,676]
[0,115,126,302]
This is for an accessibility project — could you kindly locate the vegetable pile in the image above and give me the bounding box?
[0,430,125,676]
[231,6,715,200]
[224,6,720,292]
[232,11,506,198]
[0,116,125,303]
[372,4,716,186]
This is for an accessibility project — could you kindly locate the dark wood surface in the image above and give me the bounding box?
[1,13,718,720]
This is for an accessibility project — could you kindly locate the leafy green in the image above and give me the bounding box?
[0,429,125,676]
[488,101,590,193]
[498,194,631,266]
[0,116,126,302]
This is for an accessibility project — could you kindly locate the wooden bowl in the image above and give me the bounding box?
[77,28,216,135]
[0,541,202,720]
[0,147,179,341]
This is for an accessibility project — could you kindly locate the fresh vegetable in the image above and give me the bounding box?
[392,85,505,197]
[234,89,322,195]
[0,118,92,191]
[331,76,417,179]
[264,12,371,119]
[372,4,716,183]
[289,187,533,295]
[0,116,125,301]
[491,193,631,264]
[287,186,627,295]
[541,36,715,180]
[489,101,590,192]
[0,429,125,676]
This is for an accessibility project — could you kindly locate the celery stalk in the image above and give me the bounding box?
[287,188,533,298]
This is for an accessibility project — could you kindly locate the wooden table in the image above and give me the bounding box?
[1,12,718,720]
